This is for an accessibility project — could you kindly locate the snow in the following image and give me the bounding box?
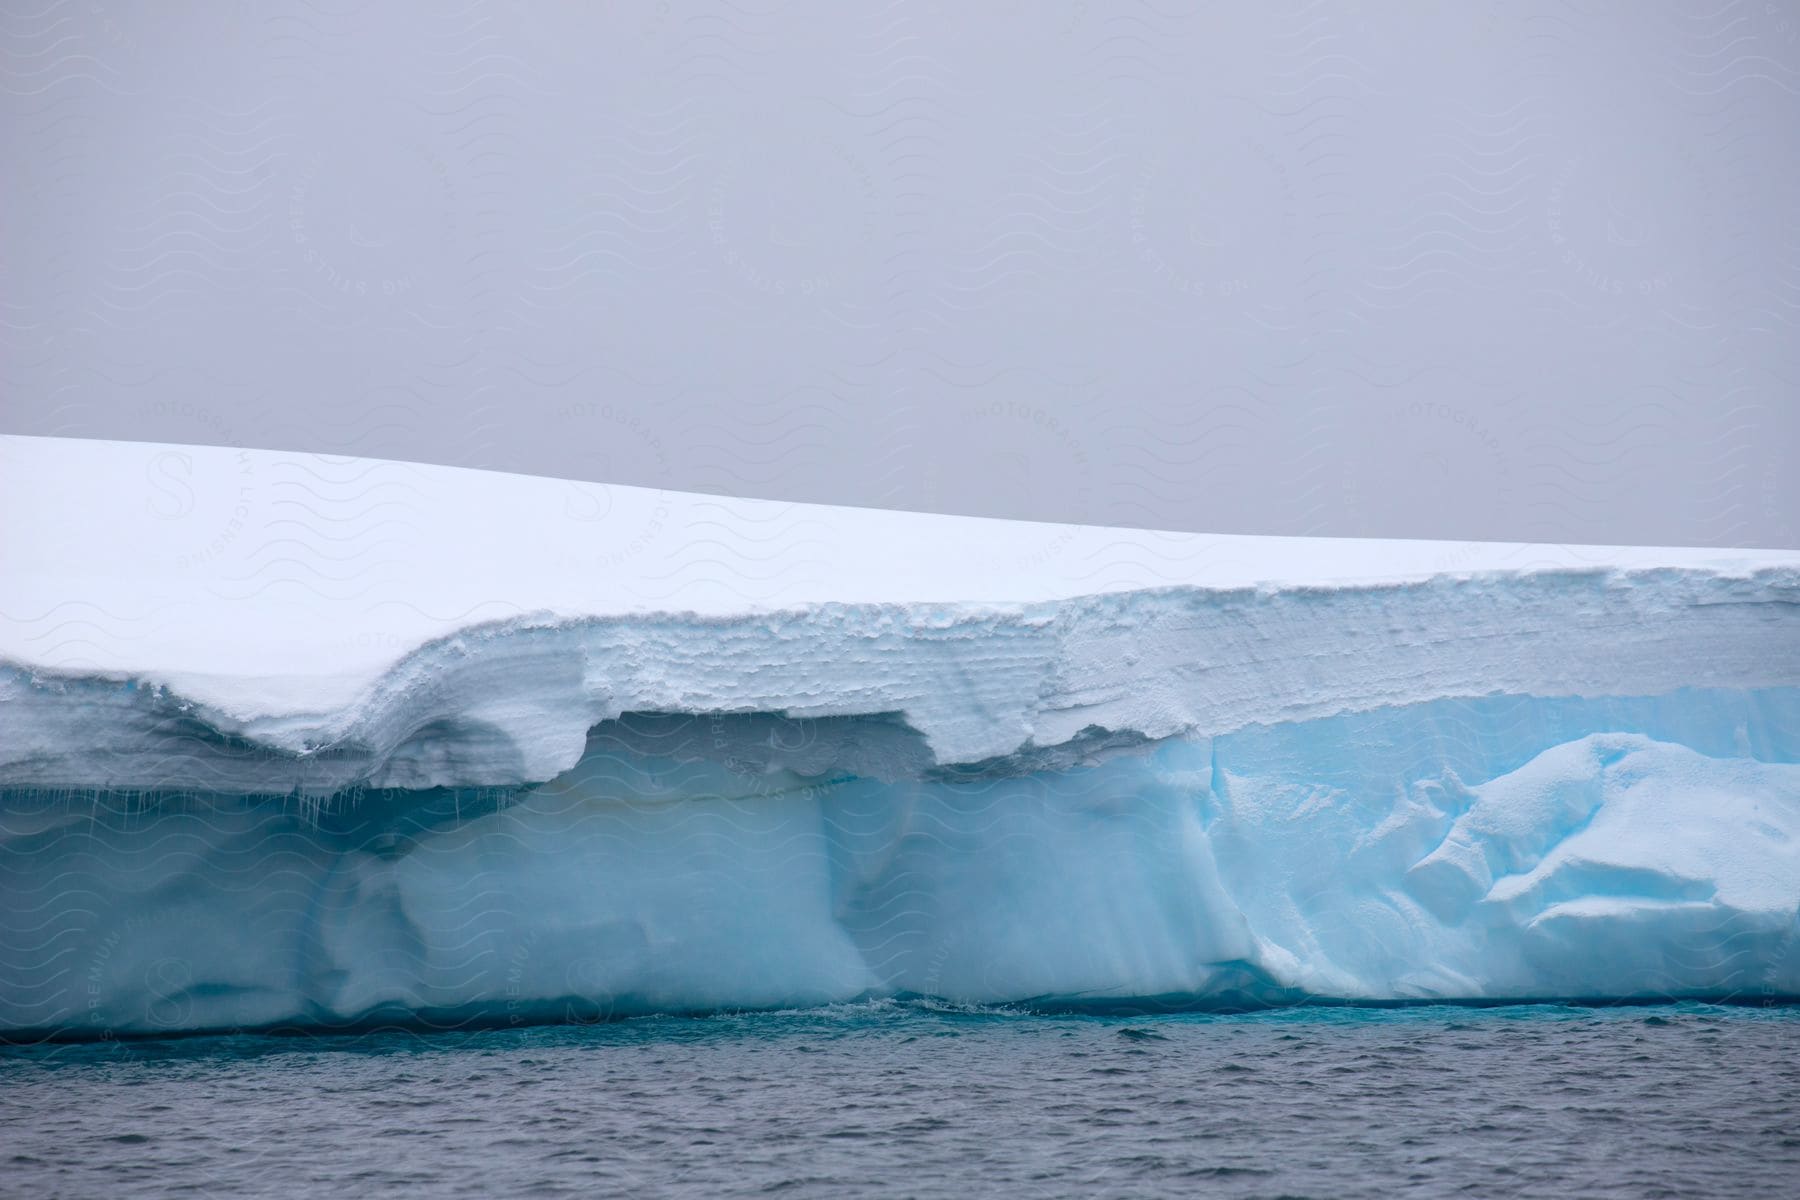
[1,435,1798,1036]
[4,435,1797,792]
[3,432,1792,714]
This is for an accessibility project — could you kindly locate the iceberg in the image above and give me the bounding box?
[1,435,1796,1038]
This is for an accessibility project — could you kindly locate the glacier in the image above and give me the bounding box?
[1,435,1798,1038]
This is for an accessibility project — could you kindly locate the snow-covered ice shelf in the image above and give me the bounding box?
[2,435,1797,1037]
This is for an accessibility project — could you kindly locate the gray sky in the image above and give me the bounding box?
[5,1,1797,547]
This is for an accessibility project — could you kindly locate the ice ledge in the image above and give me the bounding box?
[4,567,1798,793]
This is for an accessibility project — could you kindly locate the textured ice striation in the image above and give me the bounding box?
[2,437,1798,1038]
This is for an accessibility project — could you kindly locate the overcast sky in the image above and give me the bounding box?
[5,1,1797,547]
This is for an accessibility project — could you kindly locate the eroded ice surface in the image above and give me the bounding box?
[1,437,1797,1037]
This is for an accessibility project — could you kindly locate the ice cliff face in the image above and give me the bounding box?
[5,696,1798,1036]
[1,437,1797,1038]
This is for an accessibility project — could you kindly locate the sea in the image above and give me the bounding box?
[3,1001,1796,1198]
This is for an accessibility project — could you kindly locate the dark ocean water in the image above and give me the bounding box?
[3,1002,1797,1198]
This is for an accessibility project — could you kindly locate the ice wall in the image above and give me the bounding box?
[3,690,1797,1039]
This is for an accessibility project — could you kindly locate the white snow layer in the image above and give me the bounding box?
[1,435,1798,1035]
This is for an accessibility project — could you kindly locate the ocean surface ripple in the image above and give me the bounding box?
[3,1002,1796,1197]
